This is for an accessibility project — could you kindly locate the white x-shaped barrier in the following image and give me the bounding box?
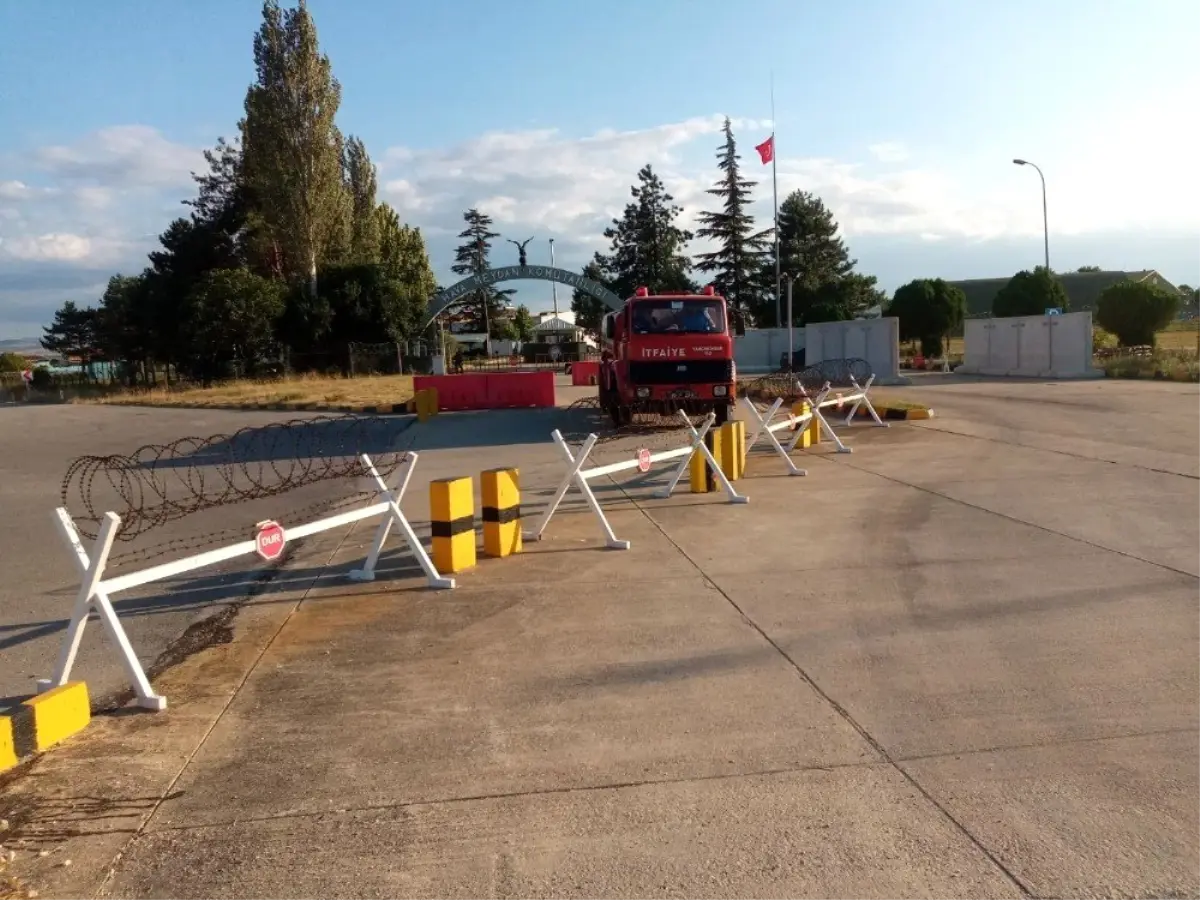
[740,388,829,476]
[39,452,451,711]
[524,410,748,550]
[792,374,888,454]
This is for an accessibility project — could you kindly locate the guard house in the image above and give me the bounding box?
[533,313,585,345]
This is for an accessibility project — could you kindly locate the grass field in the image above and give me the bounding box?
[91,373,415,408]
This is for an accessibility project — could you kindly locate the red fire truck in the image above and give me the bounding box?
[598,285,736,427]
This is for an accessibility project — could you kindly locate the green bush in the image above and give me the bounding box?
[1095,280,1181,347]
[1092,326,1119,350]
[993,267,1069,317]
[0,352,28,373]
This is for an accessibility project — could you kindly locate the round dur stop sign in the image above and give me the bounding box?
[255,520,286,561]
[636,448,651,473]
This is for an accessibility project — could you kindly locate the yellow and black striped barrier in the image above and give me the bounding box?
[718,420,746,480]
[481,467,521,558]
[1,682,90,772]
[689,428,723,493]
[430,476,476,573]
[792,400,818,448]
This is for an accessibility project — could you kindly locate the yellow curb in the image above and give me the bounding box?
[1,682,91,773]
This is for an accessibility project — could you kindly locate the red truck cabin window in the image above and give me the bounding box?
[631,299,725,335]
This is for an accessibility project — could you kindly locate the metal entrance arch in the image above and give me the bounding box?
[423,265,623,328]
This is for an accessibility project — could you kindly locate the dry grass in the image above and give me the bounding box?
[89,373,415,409]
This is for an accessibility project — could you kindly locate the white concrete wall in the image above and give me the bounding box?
[733,327,804,372]
[805,318,902,383]
[958,311,1102,378]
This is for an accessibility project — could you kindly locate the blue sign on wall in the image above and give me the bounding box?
[1045,308,1062,316]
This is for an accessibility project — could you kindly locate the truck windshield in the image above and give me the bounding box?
[631,299,725,335]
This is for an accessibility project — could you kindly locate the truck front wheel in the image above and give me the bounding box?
[713,401,731,426]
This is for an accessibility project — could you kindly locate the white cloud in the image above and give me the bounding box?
[0,232,132,265]
[868,142,910,164]
[0,115,1196,338]
[32,125,203,190]
[374,114,1200,282]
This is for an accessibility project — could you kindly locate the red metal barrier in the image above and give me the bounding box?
[484,371,555,409]
[413,371,555,411]
[413,374,488,411]
[571,360,600,387]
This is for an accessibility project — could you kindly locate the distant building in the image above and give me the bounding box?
[533,315,585,345]
[947,270,1183,318]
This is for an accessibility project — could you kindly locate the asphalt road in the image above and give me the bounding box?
[0,403,412,706]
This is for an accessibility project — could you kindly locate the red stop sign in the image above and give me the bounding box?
[636,448,651,473]
[255,520,286,561]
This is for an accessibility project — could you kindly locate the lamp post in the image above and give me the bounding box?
[549,238,558,318]
[1012,159,1050,271]
[783,272,797,371]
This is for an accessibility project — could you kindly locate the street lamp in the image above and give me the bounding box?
[783,272,797,371]
[549,238,558,317]
[1012,159,1050,271]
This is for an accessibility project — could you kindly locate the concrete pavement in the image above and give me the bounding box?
[0,404,414,706]
[1,378,1197,898]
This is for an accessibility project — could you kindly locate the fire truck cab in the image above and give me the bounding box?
[598,285,736,427]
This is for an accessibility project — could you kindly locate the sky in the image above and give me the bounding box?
[1,0,1198,340]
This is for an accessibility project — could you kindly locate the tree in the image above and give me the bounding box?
[992,266,1069,317]
[888,278,967,356]
[570,261,612,339]
[1076,265,1102,273]
[451,208,511,337]
[41,301,99,374]
[512,305,537,342]
[0,352,27,373]
[344,135,381,263]
[694,117,773,330]
[184,269,286,382]
[593,164,695,299]
[1178,284,1199,314]
[770,190,884,325]
[1095,280,1181,347]
[96,274,155,385]
[241,0,349,296]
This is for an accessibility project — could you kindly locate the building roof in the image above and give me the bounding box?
[948,270,1179,317]
[534,316,579,332]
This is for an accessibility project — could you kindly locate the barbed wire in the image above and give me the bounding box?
[741,358,873,404]
[61,414,410,544]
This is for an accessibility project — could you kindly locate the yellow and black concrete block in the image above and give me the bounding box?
[689,427,723,493]
[1,682,91,773]
[792,400,818,448]
[481,467,522,558]
[430,476,476,573]
[718,420,746,480]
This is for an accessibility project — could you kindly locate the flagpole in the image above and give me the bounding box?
[771,72,781,329]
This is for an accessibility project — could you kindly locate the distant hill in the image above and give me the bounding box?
[0,337,42,354]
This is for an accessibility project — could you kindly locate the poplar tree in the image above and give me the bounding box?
[240,0,349,296]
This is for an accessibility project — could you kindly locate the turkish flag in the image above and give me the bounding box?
[754,135,774,165]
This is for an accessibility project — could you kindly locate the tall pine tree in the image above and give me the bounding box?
[771,189,885,323]
[596,164,695,297]
[451,208,512,338]
[241,0,349,296]
[573,164,695,337]
[694,117,773,330]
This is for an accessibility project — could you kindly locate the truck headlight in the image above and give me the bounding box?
[713,385,728,397]
[636,387,651,398]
